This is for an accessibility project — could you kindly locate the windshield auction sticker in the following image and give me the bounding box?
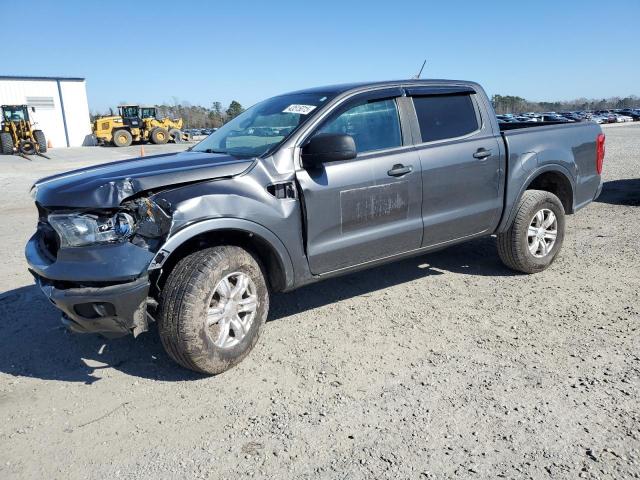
[283,104,317,115]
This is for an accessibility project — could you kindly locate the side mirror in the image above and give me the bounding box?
[301,133,356,168]
[31,107,36,113]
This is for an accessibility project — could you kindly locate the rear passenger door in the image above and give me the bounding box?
[296,91,423,274]
[408,88,502,246]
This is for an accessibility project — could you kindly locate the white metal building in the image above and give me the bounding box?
[0,76,92,148]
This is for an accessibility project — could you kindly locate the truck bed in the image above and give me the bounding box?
[499,120,581,131]
[500,120,603,223]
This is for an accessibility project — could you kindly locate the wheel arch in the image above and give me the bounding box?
[498,165,575,233]
[525,168,574,214]
[149,218,295,295]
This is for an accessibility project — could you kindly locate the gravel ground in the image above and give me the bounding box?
[0,124,638,479]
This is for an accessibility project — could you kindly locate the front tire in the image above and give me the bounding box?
[158,246,269,375]
[33,130,47,152]
[0,132,14,154]
[497,190,565,273]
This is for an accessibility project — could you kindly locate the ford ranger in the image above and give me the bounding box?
[25,80,605,374]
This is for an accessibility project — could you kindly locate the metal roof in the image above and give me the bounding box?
[0,75,85,82]
[285,79,476,96]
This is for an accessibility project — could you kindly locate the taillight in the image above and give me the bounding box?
[596,133,605,175]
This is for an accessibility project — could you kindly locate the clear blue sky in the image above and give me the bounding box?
[6,0,639,112]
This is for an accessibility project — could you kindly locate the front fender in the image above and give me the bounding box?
[148,217,296,291]
[497,164,576,233]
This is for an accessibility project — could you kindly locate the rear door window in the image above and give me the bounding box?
[412,94,479,143]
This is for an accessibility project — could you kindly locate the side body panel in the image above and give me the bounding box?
[406,90,504,246]
[149,158,305,291]
[292,89,424,275]
[297,146,423,274]
[497,121,602,232]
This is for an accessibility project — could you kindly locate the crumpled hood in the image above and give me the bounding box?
[33,151,255,208]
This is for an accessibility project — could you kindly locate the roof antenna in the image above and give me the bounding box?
[412,59,427,79]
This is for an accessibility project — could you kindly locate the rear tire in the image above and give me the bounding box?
[169,128,183,143]
[0,132,14,154]
[158,246,269,375]
[497,190,565,273]
[112,129,132,147]
[33,130,47,152]
[150,127,169,145]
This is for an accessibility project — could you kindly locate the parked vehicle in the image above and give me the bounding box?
[93,105,189,147]
[614,114,633,123]
[540,114,572,123]
[618,109,640,120]
[514,116,537,122]
[26,80,605,374]
[594,111,617,123]
[561,113,583,122]
[0,105,47,156]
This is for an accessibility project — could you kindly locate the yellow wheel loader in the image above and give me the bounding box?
[93,105,190,147]
[0,105,48,158]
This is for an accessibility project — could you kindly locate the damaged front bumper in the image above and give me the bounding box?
[26,231,154,337]
[37,275,150,337]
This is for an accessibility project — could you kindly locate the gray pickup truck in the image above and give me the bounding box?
[26,80,605,374]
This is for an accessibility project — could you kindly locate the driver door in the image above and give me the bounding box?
[296,92,423,274]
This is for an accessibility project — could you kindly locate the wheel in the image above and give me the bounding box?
[150,127,169,145]
[497,190,565,273]
[112,129,133,147]
[169,128,183,143]
[158,246,269,375]
[19,140,36,155]
[0,132,14,154]
[33,130,47,152]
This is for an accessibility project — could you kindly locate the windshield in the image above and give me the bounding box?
[192,92,334,157]
[120,106,139,118]
[3,106,28,122]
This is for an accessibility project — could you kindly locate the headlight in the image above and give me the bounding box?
[48,212,135,247]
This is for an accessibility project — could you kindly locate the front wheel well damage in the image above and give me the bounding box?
[150,229,287,297]
[526,170,574,214]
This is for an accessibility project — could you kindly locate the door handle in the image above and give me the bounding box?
[387,164,413,177]
[473,148,492,159]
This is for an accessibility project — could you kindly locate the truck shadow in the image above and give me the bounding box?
[595,179,640,206]
[0,285,205,384]
[270,235,513,320]
[0,237,512,383]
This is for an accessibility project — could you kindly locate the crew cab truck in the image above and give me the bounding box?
[26,80,605,374]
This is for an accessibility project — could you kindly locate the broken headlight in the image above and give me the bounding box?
[47,198,171,249]
[48,212,136,247]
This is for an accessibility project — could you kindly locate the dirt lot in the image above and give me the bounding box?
[0,125,638,479]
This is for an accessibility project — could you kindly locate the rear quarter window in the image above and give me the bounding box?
[412,94,479,143]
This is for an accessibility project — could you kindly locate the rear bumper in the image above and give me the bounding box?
[35,274,150,337]
[593,180,603,201]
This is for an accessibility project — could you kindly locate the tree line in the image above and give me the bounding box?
[491,94,640,114]
[91,100,245,128]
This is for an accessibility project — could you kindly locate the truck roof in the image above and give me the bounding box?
[285,79,479,96]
